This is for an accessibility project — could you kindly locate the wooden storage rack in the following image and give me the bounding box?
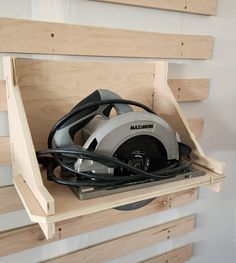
[3,57,225,240]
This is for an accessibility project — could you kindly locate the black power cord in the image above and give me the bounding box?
[37,99,192,189]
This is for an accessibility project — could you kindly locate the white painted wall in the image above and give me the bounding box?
[0,0,236,262]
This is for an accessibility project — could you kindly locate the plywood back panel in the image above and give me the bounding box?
[95,0,217,15]
[0,18,213,59]
[15,59,155,150]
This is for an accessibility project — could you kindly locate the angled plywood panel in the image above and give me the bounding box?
[0,188,197,256]
[95,0,217,15]
[142,244,192,263]
[0,18,213,59]
[46,215,195,263]
[168,79,209,102]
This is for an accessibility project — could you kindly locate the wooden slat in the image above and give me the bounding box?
[168,79,209,102]
[142,244,193,263]
[0,17,213,59]
[46,215,195,263]
[95,0,217,15]
[0,188,197,256]
[0,137,11,165]
[0,186,23,214]
[0,80,7,111]
[188,118,204,139]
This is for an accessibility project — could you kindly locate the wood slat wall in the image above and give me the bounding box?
[95,0,217,15]
[142,244,193,263]
[45,215,195,263]
[0,17,213,59]
[0,188,198,256]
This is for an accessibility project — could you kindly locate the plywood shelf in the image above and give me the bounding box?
[14,164,224,226]
[3,57,225,239]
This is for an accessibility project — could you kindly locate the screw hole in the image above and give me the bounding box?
[181,42,184,46]
[167,236,170,239]
[185,6,187,9]
[51,33,55,38]
[58,228,62,231]
[178,88,181,91]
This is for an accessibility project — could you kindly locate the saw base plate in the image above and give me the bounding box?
[71,167,205,201]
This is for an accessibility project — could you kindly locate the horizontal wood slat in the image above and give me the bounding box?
[0,17,213,59]
[0,80,7,111]
[45,215,195,263]
[95,0,217,15]
[142,244,193,263]
[0,188,197,256]
[168,79,210,102]
[0,186,23,214]
[0,137,11,165]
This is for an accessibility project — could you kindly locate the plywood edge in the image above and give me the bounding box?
[142,244,193,263]
[94,0,217,16]
[0,80,7,112]
[0,136,11,165]
[0,189,197,256]
[168,79,210,102]
[0,17,213,59]
[3,57,55,216]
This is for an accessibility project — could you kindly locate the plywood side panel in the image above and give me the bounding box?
[0,137,11,165]
[0,186,23,214]
[3,57,55,216]
[46,215,195,263]
[95,0,217,15]
[0,80,7,112]
[142,244,193,263]
[153,62,225,174]
[168,79,209,102]
[0,18,213,59]
[0,188,197,256]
